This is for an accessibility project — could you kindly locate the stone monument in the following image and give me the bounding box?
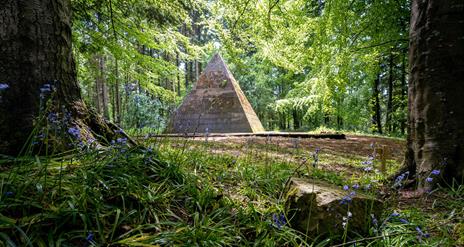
[166,54,264,133]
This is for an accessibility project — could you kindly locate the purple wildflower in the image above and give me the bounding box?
[431,170,440,175]
[340,195,353,205]
[48,112,58,123]
[116,138,127,144]
[68,126,81,139]
[416,226,430,239]
[399,218,409,224]
[426,177,433,183]
[343,185,349,191]
[272,213,286,229]
[86,232,94,242]
[40,84,52,93]
[362,160,373,165]
[0,83,9,90]
[352,184,360,190]
[364,166,373,172]
[4,191,13,196]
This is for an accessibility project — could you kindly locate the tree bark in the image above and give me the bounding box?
[176,52,181,96]
[292,109,300,130]
[372,74,383,134]
[0,0,132,155]
[406,0,464,185]
[114,59,121,124]
[386,52,394,133]
[400,51,407,135]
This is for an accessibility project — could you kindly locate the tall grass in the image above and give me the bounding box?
[0,136,460,246]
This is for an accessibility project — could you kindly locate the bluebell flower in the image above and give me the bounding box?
[399,218,409,224]
[48,112,58,123]
[86,232,94,242]
[68,126,81,139]
[390,212,400,217]
[116,138,127,144]
[352,184,360,190]
[114,128,123,134]
[394,171,410,188]
[362,160,373,165]
[272,213,286,229]
[343,185,349,191]
[4,191,13,196]
[416,226,430,239]
[364,166,373,172]
[0,83,9,90]
[40,84,52,93]
[340,195,353,205]
[426,177,433,183]
[431,170,440,175]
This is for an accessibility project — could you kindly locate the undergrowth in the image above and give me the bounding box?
[0,136,462,246]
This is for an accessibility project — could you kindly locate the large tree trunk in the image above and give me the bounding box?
[406,0,464,185]
[0,0,131,155]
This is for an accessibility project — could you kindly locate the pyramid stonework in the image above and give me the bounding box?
[167,54,265,133]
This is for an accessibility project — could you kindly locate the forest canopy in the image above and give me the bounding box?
[1,0,463,246]
[72,0,410,135]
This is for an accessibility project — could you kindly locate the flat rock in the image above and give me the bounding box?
[285,178,383,236]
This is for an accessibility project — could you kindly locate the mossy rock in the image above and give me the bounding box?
[285,178,383,237]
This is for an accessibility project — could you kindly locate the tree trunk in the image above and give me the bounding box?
[399,51,407,135]
[114,59,121,124]
[372,74,383,134]
[100,56,110,119]
[0,0,132,155]
[386,52,394,133]
[176,52,181,96]
[292,109,300,130]
[406,0,464,185]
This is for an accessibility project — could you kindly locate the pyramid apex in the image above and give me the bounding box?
[211,53,225,64]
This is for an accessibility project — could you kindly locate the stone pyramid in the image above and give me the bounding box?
[166,54,264,133]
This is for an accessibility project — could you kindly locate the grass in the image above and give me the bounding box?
[0,135,462,246]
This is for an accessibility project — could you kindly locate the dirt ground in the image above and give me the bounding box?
[159,134,406,178]
[206,135,406,162]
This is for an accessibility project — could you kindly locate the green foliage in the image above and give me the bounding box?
[213,0,409,133]
[1,136,461,246]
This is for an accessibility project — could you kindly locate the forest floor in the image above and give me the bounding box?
[0,134,462,246]
[154,135,463,246]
